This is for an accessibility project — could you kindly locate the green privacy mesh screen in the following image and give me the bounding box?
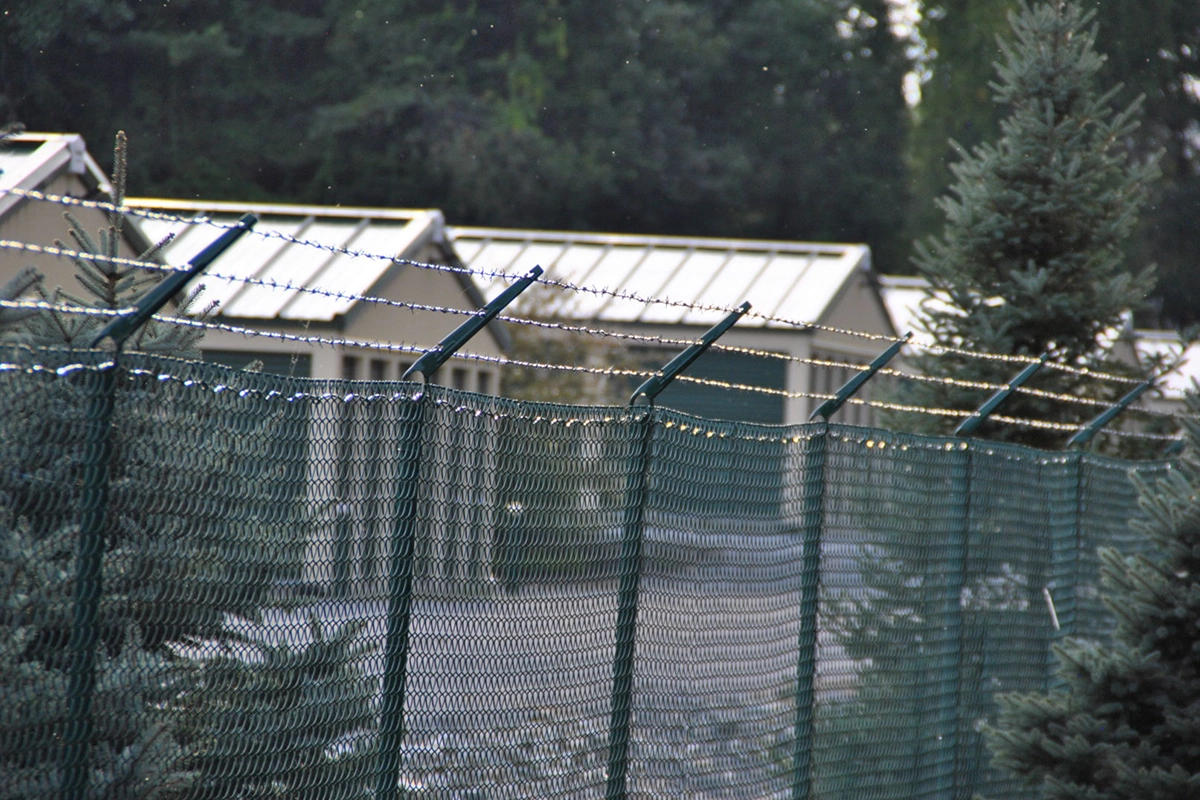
[0,348,1167,800]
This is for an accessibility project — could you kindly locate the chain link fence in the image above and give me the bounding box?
[0,347,1166,799]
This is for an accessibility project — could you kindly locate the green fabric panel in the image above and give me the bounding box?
[0,345,1165,800]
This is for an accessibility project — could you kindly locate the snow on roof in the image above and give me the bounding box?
[124,199,446,322]
[448,227,872,328]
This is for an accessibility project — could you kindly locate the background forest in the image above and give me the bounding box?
[1,0,1197,325]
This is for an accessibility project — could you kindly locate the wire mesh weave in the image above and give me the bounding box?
[0,348,1165,800]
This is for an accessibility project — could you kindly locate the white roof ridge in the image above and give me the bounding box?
[447,225,865,255]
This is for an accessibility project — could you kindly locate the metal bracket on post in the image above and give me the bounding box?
[629,301,750,406]
[809,333,911,422]
[954,353,1049,437]
[92,213,258,347]
[605,301,749,800]
[1066,380,1153,448]
[403,266,543,384]
[376,265,542,800]
[64,213,256,800]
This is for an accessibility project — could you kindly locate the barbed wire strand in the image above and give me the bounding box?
[0,257,1180,425]
[0,234,1170,420]
[1,187,1160,387]
[0,297,1182,441]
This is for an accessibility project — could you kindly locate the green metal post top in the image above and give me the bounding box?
[955,353,1049,437]
[1066,380,1153,448]
[809,332,912,422]
[629,301,750,406]
[403,266,543,383]
[92,213,258,347]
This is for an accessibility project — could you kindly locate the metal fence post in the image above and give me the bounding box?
[944,445,971,800]
[61,214,256,800]
[605,407,655,800]
[808,333,911,422]
[1054,381,1153,684]
[605,302,749,800]
[1065,381,1152,449]
[954,355,1048,438]
[790,420,826,800]
[913,441,969,800]
[374,393,426,800]
[374,267,542,800]
[788,335,908,799]
[62,356,117,800]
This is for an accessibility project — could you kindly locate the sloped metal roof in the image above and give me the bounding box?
[1131,331,1200,402]
[448,227,872,329]
[877,274,932,338]
[125,199,446,322]
[878,274,1199,401]
[0,132,111,220]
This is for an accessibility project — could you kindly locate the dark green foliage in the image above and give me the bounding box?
[0,136,348,799]
[905,0,1015,253]
[1092,0,1200,329]
[0,0,913,270]
[891,0,1159,450]
[179,617,376,800]
[905,0,1199,331]
[986,393,1200,798]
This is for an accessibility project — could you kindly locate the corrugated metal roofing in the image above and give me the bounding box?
[448,227,871,328]
[125,199,444,322]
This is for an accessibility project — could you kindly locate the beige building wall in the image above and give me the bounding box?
[0,174,150,297]
[602,268,898,427]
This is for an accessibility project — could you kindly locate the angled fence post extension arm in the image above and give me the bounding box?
[1065,380,1153,449]
[375,266,542,800]
[606,301,749,800]
[809,332,912,422]
[954,354,1049,437]
[401,266,544,384]
[64,213,257,800]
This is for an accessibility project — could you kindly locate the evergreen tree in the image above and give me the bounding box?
[0,132,356,799]
[891,0,1159,450]
[0,130,206,798]
[904,0,1199,330]
[179,617,376,800]
[985,392,1200,798]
